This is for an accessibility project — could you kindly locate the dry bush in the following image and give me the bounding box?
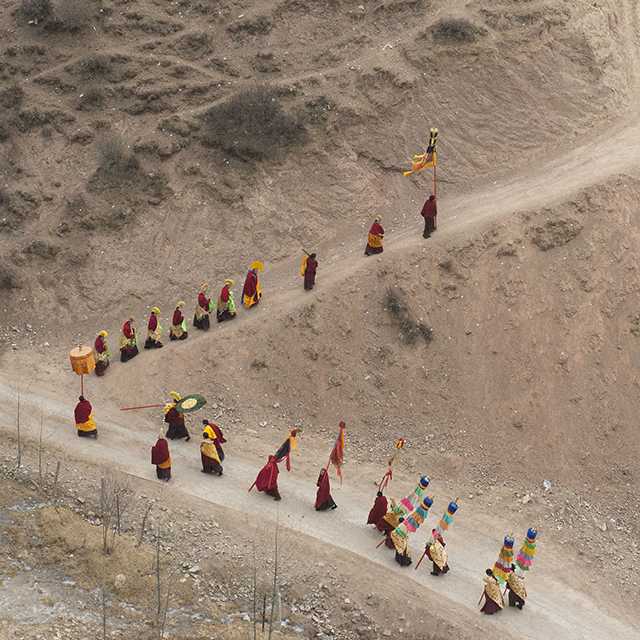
[202,84,306,158]
[25,240,59,259]
[431,18,479,43]
[0,261,19,289]
[1,85,24,109]
[75,86,104,110]
[82,54,111,76]
[94,135,139,175]
[0,121,11,141]
[15,0,53,22]
[385,287,434,346]
[47,0,94,31]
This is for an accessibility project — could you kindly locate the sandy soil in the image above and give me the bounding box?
[1,0,640,637]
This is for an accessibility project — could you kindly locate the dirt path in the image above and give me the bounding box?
[1,376,637,640]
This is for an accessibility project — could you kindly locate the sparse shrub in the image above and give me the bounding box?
[83,54,110,76]
[202,84,306,158]
[0,261,18,289]
[25,240,59,259]
[41,124,54,139]
[0,85,24,109]
[385,286,433,346]
[47,0,93,31]
[76,86,104,110]
[94,135,139,175]
[66,193,88,218]
[16,0,53,22]
[0,121,11,141]
[431,18,478,43]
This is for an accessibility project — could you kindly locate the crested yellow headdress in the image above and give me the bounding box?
[98,330,108,337]
[224,279,234,286]
[200,284,209,294]
[176,301,185,308]
[250,261,264,272]
[126,316,135,323]
[376,215,383,222]
[151,307,160,314]
[169,391,181,402]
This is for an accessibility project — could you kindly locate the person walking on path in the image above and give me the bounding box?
[420,195,437,238]
[364,216,384,256]
[479,569,504,614]
[151,431,171,481]
[144,307,163,349]
[194,284,213,330]
[242,262,263,308]
[314,468,337,510]
[203,420,226,461]
[506,564,527,610]
[201,432,223,475]
[170,302,188,340]
[367,491,388,527]
[425,529,450,576]
[75,396,98,438]
[302,252,318,290]
[217,279,236,322]
[164,391,190,441]
[94,331,110,376]
[119,316,139,362]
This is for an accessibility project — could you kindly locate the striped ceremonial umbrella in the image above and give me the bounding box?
[515,527,538,572]
[174,394,207,413]
[493,535,515,584]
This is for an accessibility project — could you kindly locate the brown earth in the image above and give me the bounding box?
[1,0,640,638]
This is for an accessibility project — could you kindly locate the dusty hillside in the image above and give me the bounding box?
[1,0,640,638]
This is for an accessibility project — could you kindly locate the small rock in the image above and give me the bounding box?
[522,494,531,504]
[273,402,280,408]
[114,574,126,589]
[243,615,250,622]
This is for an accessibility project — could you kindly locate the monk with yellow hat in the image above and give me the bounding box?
[94,330,110,376]
[217,279,236,322]
[144,307,164,349]
[194,284,214,331]
[364,215,384,256]
[170,302,188,341]
[164,391,190,441]
[119,316,139,362]
[242,262,262,308]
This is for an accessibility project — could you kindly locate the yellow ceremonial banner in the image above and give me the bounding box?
[403,128,438,177]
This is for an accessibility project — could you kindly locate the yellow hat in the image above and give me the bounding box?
[151,307,160,314]
[176,301,185,308]
[98,330,108,338]
[200,284,209,294]
[126,316,135,323]
[224,279,234,286]
[169,391,181,402]
[376,215,383,222]
[250,261,264,272]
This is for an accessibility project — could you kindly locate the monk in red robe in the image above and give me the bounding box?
[367,491,388,526]
[420,195,437,238]
[479,569,504,614]
[170,301,188,340]
[315,468,337,510]
[302,253,318,290]
[151,432,171,481]
[217,279,236,322]
[254,455,281,500]
[243,269,261,308]
[119,316,138,362]
[425,529,450,576]
[74,396,98,438]
[164,392,190,441]
[364,216,384,256]
[144,307,163,349]
[203,420,226,461]
[94,331,109,376]
[201,433,223,475]
[194,284,213,330]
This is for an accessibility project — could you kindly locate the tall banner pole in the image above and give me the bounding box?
[433,161,437,228]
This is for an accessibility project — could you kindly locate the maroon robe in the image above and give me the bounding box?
[421,198,437,238]
[426,533,450,575]
[206,422,226,461]
[304,257,317,290]
[254,455,281,499]
[314,470,336,510]
[367,495,388,525]
[121,321,138,362]
[172,309,184,326]
[243,271,259,305]
[164,407,189,440]
[94,337,109,376]
[74,400,92,424]
[201,448,223,474]
[365,221,384,254]
[151,438,171,480]
[194,293,211,330]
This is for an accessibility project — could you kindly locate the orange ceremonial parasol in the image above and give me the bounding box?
[70,342,95,395]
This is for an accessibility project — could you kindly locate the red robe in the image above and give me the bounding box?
[148,315,158,331]
[172,309,184,325]
[208,423,226,446]
[74,400,92,424]
[305,258,317,278]
[220,286,230,302]
[369,221,384,237]
[367,495,388,525]
[151,438,170,465]
[198,293,210,309]
[123,322,135,339]
[315,470,336,510]
[243,272,258,300]
[255,455,279,492]
[421,200,437,218]
[95,337,107,354]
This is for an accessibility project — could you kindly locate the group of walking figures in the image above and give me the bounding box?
[365,476,535,616]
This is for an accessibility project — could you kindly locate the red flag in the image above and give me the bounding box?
[329,421,345,482]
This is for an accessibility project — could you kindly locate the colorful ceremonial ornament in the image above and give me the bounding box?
[435,500,459,538]
[515,528,538,572]
[393,475,431,518]
[174,394,207,413]
[327,421,345,482]
[390,495,434,554]
[378,438,405,492]
[248,428,298,493]
[403,128,438,176]
[493,535,515,584]
[70,341,95,395]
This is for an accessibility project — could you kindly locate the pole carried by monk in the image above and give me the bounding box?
[249,428,298,501]
[379,438,404,492]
